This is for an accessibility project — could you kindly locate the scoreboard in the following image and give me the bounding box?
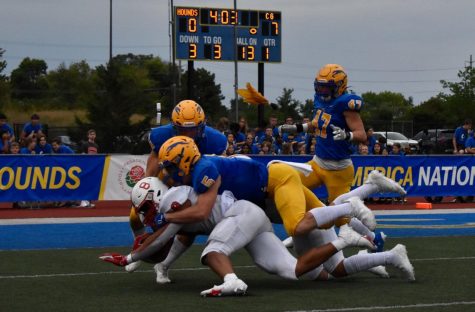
[174,6,281,62]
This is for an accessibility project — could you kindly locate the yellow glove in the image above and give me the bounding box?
[237,82,269,105]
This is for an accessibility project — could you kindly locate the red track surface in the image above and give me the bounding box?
[0,197,473,219]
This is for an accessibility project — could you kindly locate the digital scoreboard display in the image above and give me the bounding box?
[174,7,281,62]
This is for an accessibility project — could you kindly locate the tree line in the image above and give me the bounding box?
[0,48,474,152]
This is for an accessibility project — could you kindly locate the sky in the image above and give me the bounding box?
[2,0,475,111]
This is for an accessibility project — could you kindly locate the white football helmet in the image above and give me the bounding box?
[131,177,169,224]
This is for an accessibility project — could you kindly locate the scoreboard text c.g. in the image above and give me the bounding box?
[174,6,281,62]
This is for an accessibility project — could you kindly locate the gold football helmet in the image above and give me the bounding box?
[158,136,201,178]
[314,64,348,102]
[171,100,205,139]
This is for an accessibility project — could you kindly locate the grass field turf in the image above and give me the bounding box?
[1,236,475,312]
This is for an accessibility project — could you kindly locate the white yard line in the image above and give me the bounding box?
[1,256,474,280]
[286,301,475,312]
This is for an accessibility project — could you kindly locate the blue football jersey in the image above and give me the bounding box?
[190,155,268,206]
[149,124,227,155]
[312,93,364,160]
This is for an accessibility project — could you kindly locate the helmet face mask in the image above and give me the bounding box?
[315,64,348,102]
[131,177,169,225]
[172,100,205,140]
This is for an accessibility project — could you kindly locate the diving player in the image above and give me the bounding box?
[127,99,227,275]
[101,177,414,296]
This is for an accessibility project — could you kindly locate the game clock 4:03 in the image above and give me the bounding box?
[174,6,282,62]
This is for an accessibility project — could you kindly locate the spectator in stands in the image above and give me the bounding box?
[244,132,260,154]
[20,113,44,144]
[389,143,405,156]
[453,119,472,154]
[9,142,20,154]
[216,117,230,134]
[306,135,317,154]
[372,142,388,155]
[20,137,37,154]
[465,130,475,154]
[281,142,293,155]
[235,117,248,144]
[357,143,370,155]
[225,144,236,156]
[259,141,276,155]
[225,132,237,151]
[365,127,377,152]
[35,134,53,154]
[80,129,99,154]
[79,129,99,208]
[239,143,252,155]
[0,130,11,154]
[52,137,74,154]
[0,113,16,142]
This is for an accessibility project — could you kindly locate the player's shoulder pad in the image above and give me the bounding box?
[159,185,194,214]
[192,157,220,193]
[204,126,227,154]
[149,124,174,152]
[337,93,364,112]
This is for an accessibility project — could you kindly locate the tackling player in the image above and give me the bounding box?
[101,177,416,296]
[127,99,227,276]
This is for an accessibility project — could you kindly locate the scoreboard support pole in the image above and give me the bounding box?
[258,62,265,128]
[187,60,194,99]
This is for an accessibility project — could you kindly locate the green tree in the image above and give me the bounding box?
[0,48,9,109]
[274,88,303,121]
[179,67,228,125]
[361,91,413,128]
[80,56,155,152]
[10,57,49,99]
[47,61,95,108]
[439,65,475,125]
[407,96,450,132]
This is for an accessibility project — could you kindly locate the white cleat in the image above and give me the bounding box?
[358,250,390,278]
[347,197,377,231]
[390,244,416,282]
[282,236,294,248]
[365,170,406,195]
[200,278,248,297]
[154,263,171,284]
[125,260,142,273]
[338,224,376,250]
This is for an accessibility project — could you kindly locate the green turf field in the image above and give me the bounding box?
[1,236,475,312]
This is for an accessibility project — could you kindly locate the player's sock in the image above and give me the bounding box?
[342,251,389,275]
[309,203,351,228]
[160,235,189,267]
[333,184,377,205]
[349,218,375,240]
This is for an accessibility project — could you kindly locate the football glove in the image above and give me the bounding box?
[99,253,130,267]
[330,124,353,141]
[153,213,168,229]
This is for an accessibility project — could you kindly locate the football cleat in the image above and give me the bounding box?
[125,260,142,273]
[365,170,406,196]
[154,263,171,284]
[282,236,294,248]
[358,250,390,278]
[346,197,377,231]
[390,244,416,281]
[373,231,387,253]
[200,278,248,297]
[338,224,376,250]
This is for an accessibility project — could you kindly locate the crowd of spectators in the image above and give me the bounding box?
[0,112,98,208]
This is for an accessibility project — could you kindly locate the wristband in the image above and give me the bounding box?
[346,131,354,142]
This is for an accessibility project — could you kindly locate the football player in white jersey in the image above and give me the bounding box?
[101,177,414,296]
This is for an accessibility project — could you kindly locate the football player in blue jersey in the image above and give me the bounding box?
[279,64,404,249]
[120,137,413,285]
[126,100,227,276]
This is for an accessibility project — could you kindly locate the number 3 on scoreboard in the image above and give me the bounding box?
[189,43,197,59]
